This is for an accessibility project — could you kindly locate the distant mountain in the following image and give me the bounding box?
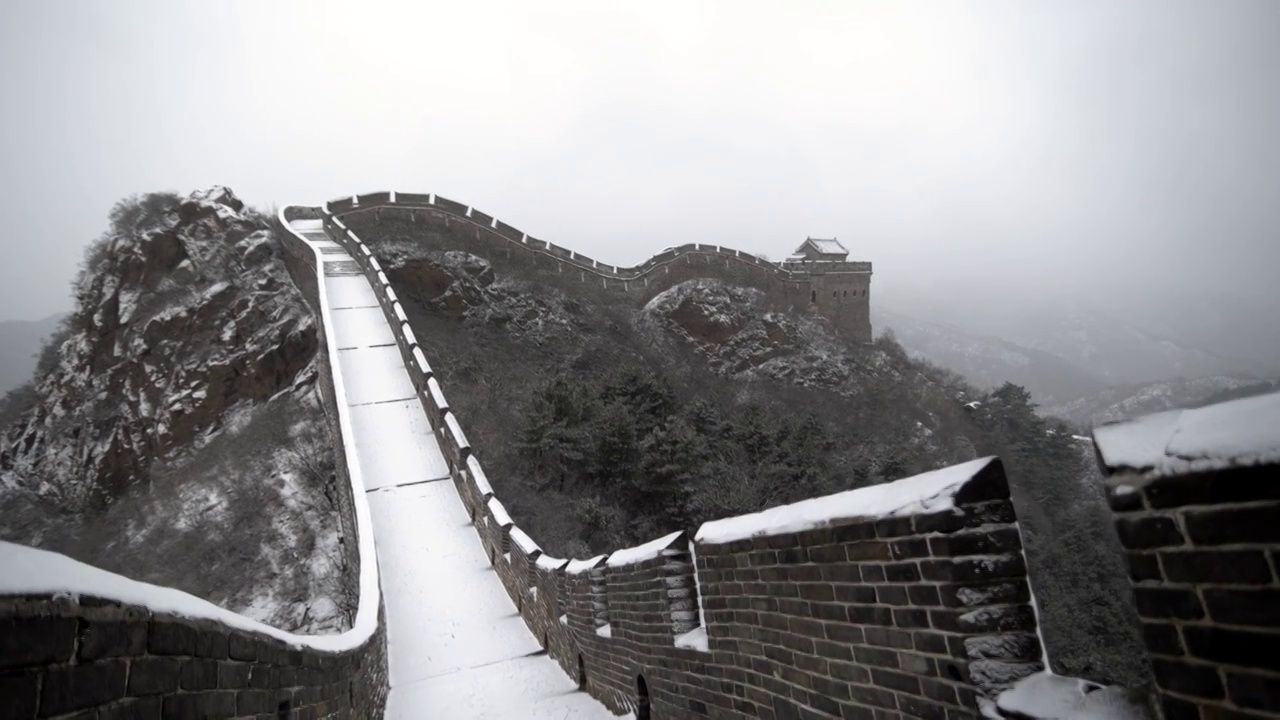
[0,313,68,395]
[871,306,1107,406]
[1041,375,1280,428]
[999,302,1268,386]
[873,304,1279,429]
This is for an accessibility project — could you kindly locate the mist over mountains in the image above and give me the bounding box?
[874,280,1279,427]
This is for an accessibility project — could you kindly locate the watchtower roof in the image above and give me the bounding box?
[794,237,849,258]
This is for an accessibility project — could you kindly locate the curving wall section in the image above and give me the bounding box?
[315,200,1045,719]
[0,214,388,720]
[326,191,874,342]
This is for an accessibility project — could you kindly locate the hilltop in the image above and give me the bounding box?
[0,188,353,633]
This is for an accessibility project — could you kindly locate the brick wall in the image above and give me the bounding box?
[320,204,1048,719]
[331,191,874,342]
[0,595,387,720]
[1103,464,1280,718]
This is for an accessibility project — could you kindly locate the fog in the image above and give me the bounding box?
[2,1,1278,362]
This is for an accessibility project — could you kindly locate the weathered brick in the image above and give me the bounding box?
[1151,658,1224,699]
[1141,623,1183,656]
[79,620,147,661]
[834,585,877,604]
[218,662,253,689]
[876,586,909,606]
[180,659,220,691]
[893,608,931,629]
[237,689,275,715]
[1126,552,1162,582]
[889,538,930,561]
[907,585,941,607]
[1133,586,1205,620]
[864,627,914,650]
[147,621,197,656]
[1185,505,1280,546]
[1226,670,1280,712]
[946,555,1026,583]
[1108,485,1144,512]
[870,667,920,694]
[846,542,892,562]
[1184,625,1280,672]
[939,580,1029,608]
[0,671,38,720]
[1204,588,1280,628]
[1159,695,1201,720]
[127,657,181,696]
[1161,549,1274,584]
[896,694,949,720]
[913,632,949,656]
[861,565,887,583]
[847,605,894,626]
[0,616,76,669]
[874,517,914,538]
[1145,467,1280,509]
[963,633,1041,661]
[161,690,237,719]
[884,562,921,583]
[96,697,161,720]
[1115,516,1185,550]
[930,528,1022,558]
[40,660,127,716]
[228,634,259,661]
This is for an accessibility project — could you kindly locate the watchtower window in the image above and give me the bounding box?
[843,290,848,297]
[810,290,816,303]
[833,290,838,298]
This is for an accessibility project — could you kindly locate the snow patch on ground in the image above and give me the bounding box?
[674,626,709,651]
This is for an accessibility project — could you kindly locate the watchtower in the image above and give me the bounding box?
[783,237,873,342]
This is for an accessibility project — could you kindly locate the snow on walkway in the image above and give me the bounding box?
[292,225,617,718]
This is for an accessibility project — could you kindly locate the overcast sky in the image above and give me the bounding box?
[2,1,1278,340]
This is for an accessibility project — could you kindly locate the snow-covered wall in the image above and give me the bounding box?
[320,204,1046,719]
[1094,394,1280,720]
[328,190,874,342]
[0,209,388,720]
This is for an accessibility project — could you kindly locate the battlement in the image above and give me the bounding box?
[326,190,875,342]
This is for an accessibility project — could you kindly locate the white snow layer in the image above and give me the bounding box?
[996,672,1148,720]
[674,626,709,652]
[488,497,513,527]
[284,210,616,718]
[696,457,996,544]
[510,526,540,555]
[1093,390,1280,476]
[566,555,608,575]
[606,531,685,568]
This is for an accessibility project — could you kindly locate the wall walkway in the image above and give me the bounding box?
[286,221,616,719]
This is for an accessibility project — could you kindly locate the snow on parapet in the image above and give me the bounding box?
[1093,391,1280,478]
[605,531,685,568]
[695,457,997,545]
[509,526,540,555]
[466,456,493,497]
[536,554,568,571]
[487,497,513,528]
[565,555,607,576]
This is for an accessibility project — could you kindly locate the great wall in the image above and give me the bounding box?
[0,190,1276,719]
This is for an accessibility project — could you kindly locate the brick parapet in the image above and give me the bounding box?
[1102,464,1280,719]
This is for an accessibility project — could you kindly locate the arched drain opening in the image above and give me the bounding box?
[636,674,651,720]
[277,700,292,719]
[577,654,587,690]
[945,663,963,682]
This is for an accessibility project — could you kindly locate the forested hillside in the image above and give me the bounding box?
[347,210,1149,686]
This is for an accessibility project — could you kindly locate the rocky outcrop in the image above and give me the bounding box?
[1,188,316,511]
[0,188,348,633]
